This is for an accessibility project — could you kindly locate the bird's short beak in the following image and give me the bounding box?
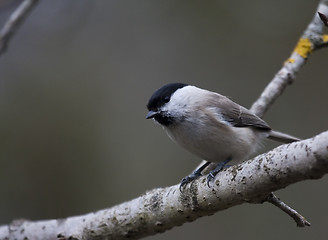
[146,110,158,119]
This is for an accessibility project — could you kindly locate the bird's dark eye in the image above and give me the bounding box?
[163,96,170,103]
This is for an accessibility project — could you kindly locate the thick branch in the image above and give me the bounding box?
[0,0,39,55]
[1,131,327,240]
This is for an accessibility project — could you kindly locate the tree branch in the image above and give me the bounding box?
[0,131,327,240]
[0,0,39,56]
[250,0,328,117]
[267,193,311,227]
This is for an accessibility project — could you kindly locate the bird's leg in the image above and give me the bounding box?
[179,161,211,192]
[207,158,231,187]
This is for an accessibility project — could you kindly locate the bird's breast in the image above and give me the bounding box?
[164,119,265,163]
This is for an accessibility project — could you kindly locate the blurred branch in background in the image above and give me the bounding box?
[250,1,328,117]
[0,0,39,56]
[0,0,327,239]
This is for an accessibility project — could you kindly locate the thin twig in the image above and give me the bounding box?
[267,193,311,227]
[0,0,39,56]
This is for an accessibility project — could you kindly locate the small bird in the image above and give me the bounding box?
[146,83,299,190]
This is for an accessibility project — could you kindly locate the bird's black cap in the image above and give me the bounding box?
[147,83,188,111]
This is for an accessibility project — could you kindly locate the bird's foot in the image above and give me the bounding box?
[179,161,211,192]
[179,172,202,192]
[207,158,231,188]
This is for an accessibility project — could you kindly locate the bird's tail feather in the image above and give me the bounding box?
[268,130,300,143]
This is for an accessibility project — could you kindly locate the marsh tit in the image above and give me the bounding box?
[146,83,299,190]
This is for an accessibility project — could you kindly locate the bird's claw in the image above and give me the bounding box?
[206,158,232,188]
[179,172,202,192]
[206,172,216,188]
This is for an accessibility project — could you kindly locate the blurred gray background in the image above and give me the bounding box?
[0,0,327,239]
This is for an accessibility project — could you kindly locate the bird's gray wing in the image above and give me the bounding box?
[207,93,271,130]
